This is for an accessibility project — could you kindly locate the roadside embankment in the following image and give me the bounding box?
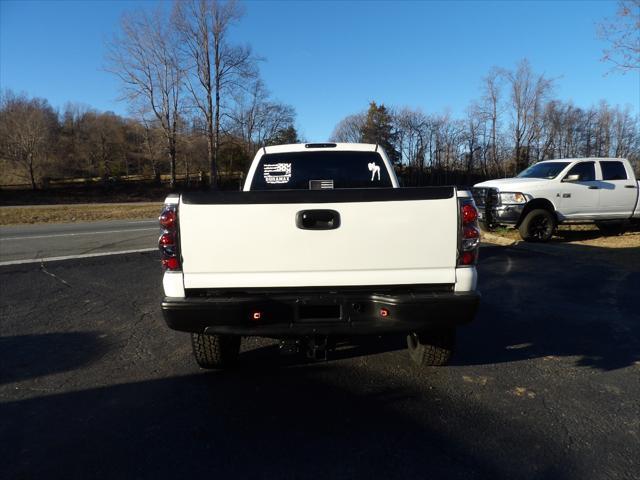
[0,202,162,226]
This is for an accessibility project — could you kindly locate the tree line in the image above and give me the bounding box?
[0,88,297,189]
[1,1,638,190]
[331,60,639,179]
[0,0,298,190]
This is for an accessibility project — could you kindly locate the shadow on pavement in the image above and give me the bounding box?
[458,244,640,370]
[239,334,408,367]
[0,332,110,385]
[0,365,577,480]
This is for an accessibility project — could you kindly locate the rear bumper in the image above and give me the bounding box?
[162,289,480,336]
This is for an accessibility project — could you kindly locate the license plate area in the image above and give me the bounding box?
[297,304,342,322]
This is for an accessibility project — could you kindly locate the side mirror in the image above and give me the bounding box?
[562,174,580,182]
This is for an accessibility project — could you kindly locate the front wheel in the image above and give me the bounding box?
[191,333,241,369]
[518,209,556,242]
[407,328,456,366]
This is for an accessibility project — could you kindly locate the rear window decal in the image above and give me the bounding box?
[263,163,292,184]
[309,179,334,190]
[368,162,381,181]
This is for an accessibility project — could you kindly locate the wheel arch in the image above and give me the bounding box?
[516,198,558,227]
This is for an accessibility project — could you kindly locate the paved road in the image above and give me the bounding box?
[0,219,159,264]
[1,244,639,479]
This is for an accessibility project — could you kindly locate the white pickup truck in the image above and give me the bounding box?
[473,158,640,241]
[160,143,480,369]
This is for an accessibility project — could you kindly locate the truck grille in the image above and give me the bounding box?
[472,187,498,207]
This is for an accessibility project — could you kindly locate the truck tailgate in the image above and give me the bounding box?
[179,188,458,289]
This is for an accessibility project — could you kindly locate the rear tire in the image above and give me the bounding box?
[596,221,626,236]
[191,333,241,369]
[407,328,456,366]
[519,209,556,242]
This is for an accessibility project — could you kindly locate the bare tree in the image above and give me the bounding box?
[229,79,295,157]
[480,68,504,174]
[611,105,637,157]
[107,7,183,187]
[0,91,57,189]
[173,0,257,188]
[80,111,126,178]
[330,112,366,142]
[463,104,483,174]
[393,107,429,169]
[598,0,640,73]
[503,60,554,172]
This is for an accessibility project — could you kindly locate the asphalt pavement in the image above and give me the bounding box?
[1,244,639,479]
[0,219,159,264]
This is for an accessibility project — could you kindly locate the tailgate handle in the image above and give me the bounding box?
[296,210,341,230]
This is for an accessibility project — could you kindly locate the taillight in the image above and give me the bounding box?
[461,251,476,265]
[159,204,181,271]
[458,198,480,266]
[162,257,180,270]
[159,209,176,229]
[159,232,174,246]
[462,203,478,223]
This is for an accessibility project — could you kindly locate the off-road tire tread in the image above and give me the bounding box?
[519,209,556,242]
[407,329,455,366]
[191,333,240,369]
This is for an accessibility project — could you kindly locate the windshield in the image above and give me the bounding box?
[250,151,393,190]
[516,162,570,179]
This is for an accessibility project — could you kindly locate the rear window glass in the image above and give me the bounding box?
[600,161,627,180]
[250,151,393,190]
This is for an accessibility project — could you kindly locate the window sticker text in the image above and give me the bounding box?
[263,163,292,184]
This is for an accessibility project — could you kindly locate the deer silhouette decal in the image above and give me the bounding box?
[368,162,381,181]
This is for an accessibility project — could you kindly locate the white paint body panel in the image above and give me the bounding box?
[179,198,458,289]
[455,267,477,292]
[163,271,185,297]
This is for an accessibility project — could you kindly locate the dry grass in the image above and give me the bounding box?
[491,224,640,249]
[0,203,162,226]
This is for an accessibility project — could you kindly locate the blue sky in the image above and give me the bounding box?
[1,0,638,141]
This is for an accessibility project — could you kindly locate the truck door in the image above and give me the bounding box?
[597,160,638,218]
[558,161,599,219]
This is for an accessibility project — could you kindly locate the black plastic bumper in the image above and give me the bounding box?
[477,205,524,225]
[162,289,480,336]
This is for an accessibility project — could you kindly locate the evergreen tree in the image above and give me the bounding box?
[267,125,300,146]
[360,101,400,163]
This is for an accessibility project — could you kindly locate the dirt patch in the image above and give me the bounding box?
[552,225,640,249]
[484,224,640,269]
[0,203,162,226]
[489,224,640,249]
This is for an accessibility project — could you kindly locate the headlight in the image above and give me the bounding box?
[499,192,529,204]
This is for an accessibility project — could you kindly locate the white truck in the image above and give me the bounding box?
[159,143,480,368]
[473,158,640,241]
